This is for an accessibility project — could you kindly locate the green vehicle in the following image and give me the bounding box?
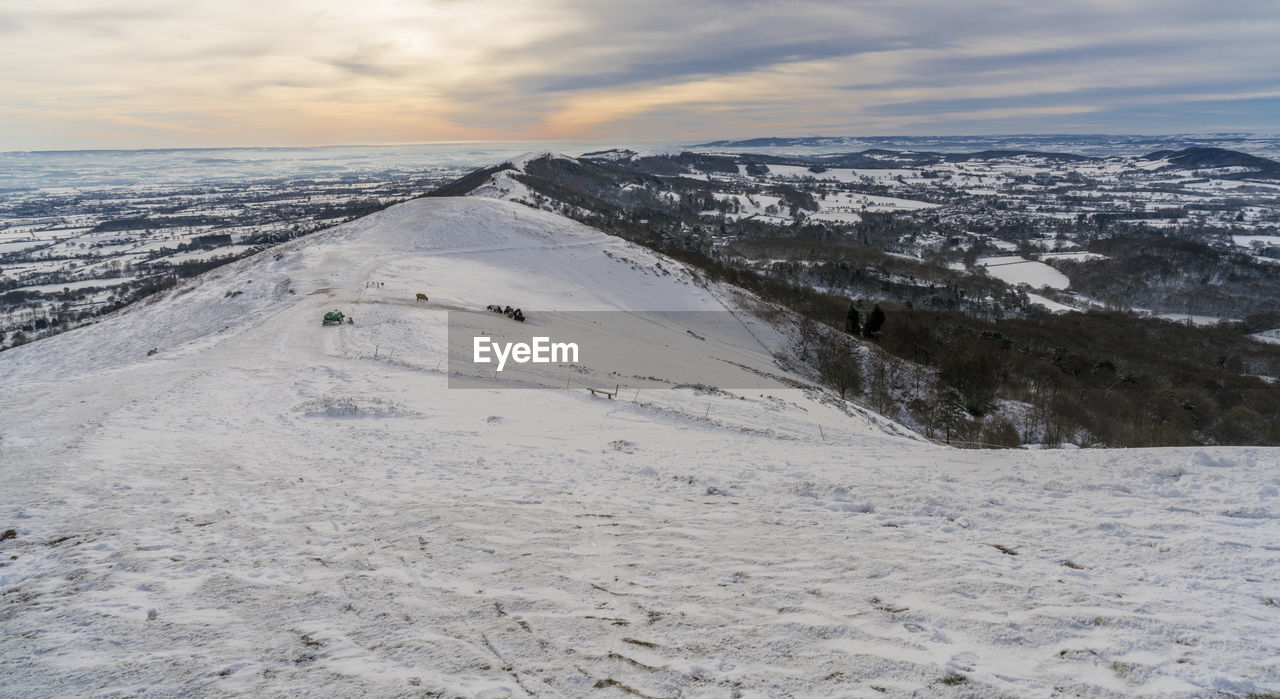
[322,310,346,326]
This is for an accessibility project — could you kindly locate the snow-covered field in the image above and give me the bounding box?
[1233,234,1280,246]
[1024,292,1077,313]
[1038,251,1107,262]
[2,198,1279,697]
[977,256,1071,290]
[16,276,139,294]
[821,191,940,213]
[1151,313,1238,328]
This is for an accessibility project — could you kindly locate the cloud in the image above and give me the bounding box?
[326,44,413,79]
[1,0,1278,149]
[863,79,1280,118]
[530,36,878,94]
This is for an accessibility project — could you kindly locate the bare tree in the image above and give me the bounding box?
[818,337,863,400]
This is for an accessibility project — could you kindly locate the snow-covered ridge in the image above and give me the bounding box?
[633,145,685,158]
[487,150,576,174]
[0,197,752,378]
[2,196,1278,696]
[468,152,586,212]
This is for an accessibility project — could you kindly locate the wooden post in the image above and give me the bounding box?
[705,401,711,419]
[818,424,825,442]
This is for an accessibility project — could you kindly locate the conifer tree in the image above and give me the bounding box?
[864,304,886,336]
[845,303,861,335]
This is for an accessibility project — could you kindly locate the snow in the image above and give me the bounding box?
[707,192,792,224]
[976,256,1071,290]
[1022,238,1079,251]
[2,197,1279,696]
[847,168,919,180]
[1152,313,1237,327]
[466,170,538,203]
[821,191,940,212]
[760,164,872,184]
[581,149,635,162]
[499,151,570,172]
[808,210,863,224]
[15,276,138,294]
[1025,292,1076,313]
[1234,234,1280,249]
[1038,251,1108,262]
[151,245,257,265]
[0,240,45,255]
[633,145,684,158]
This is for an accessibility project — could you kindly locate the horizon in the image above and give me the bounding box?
[6,131,1280,157]
[3,1,1278,152]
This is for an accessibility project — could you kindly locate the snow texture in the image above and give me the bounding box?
[2,197,1278,697]
[977,256,1071,290]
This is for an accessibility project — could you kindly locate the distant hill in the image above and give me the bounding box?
[696,136,859,149]
[693,134,1280,160]
[692,140,1096,167]
[1144,147,1280,178]
[941,149,1093,163]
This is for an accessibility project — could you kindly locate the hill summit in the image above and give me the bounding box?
[2,195,1277,696]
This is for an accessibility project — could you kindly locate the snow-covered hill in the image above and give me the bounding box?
[2,197,1278,696]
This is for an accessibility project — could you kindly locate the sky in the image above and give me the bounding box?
[2,0,1278,151]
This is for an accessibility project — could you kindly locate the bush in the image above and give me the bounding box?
[817,337,862,400]
[981,418,1022,448]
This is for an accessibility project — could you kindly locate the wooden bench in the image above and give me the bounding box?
[586,384,619,399]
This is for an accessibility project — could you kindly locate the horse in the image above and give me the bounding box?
[415,293,429,302]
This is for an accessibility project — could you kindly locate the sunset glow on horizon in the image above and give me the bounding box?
[2,0,1278,151]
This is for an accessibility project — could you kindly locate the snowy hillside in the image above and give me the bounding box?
[2,197,1279,696]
